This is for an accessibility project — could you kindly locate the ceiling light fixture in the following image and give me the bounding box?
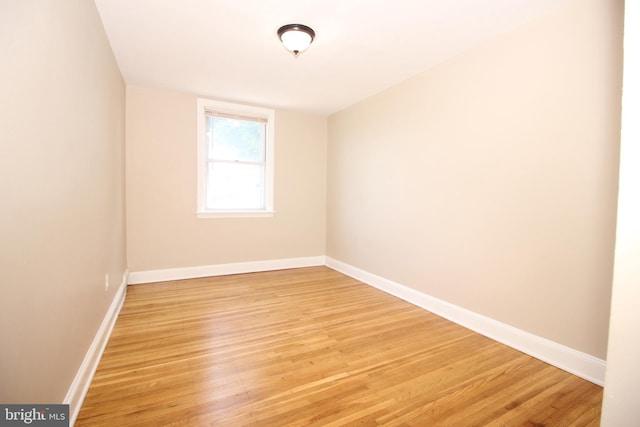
[277,24,315,58]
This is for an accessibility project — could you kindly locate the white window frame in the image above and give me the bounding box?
[196,98,275,218]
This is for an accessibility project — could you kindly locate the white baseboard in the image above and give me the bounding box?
[128,256,326,285]
[65,270,128,426]
[325,257,606,386]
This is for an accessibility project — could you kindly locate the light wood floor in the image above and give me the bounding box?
[76,266,602,426]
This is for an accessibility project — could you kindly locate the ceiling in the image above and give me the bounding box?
[95,0,567,116]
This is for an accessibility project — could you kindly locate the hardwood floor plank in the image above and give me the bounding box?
[76,266,602,426]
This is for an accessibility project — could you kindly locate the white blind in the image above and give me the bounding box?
[204,109,268,123]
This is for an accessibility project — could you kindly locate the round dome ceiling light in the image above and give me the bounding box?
[277,24,315,58]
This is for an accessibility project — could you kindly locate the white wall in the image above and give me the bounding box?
[0,0,127,403]
[327,0,623,359]
[601,0,640,423]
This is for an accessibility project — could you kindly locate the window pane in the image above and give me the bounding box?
[206,162,265,210]
[207,116,265,162]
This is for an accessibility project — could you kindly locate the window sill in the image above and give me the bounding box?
[196,210,275,219]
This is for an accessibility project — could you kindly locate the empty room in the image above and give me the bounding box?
[1,0,638,426]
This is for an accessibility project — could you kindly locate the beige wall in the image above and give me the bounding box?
[327,0,623,358]
[0,0,126,403]
[126,86,327,272]
[602,0,640,422]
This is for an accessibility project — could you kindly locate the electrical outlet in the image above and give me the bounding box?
[105,273,109,292]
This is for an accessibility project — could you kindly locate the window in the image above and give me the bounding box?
[197,98,275,218]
